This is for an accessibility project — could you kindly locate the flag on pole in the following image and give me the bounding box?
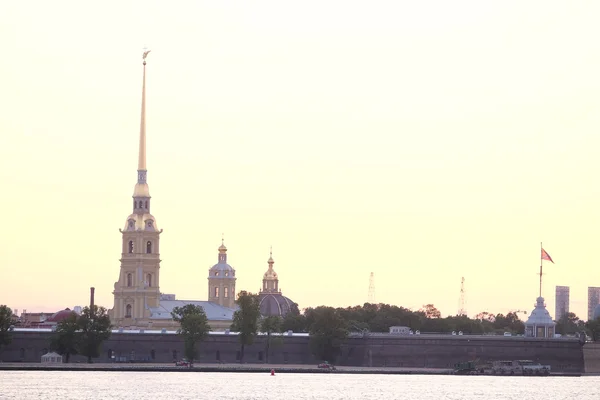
[541,248,554,263]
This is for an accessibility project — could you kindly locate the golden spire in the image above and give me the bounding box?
[219,233,227,252]
[138,48,150,174]
[268,246,274,266]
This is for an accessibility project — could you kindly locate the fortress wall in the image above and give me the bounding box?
[1,331,584,373]
[355,335,584,372]
[583,343,600,374]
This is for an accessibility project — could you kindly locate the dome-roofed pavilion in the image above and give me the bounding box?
[258,249,297,317]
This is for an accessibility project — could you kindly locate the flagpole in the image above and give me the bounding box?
[539,242,543,298]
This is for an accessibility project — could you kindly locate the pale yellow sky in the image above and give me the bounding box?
[1,1,599,320]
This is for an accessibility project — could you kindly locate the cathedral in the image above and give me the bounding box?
[107,52,295,331]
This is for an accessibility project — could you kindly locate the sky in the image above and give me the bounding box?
[1,1,599,321]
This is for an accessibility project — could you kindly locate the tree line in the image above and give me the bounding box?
[0,304,112,363]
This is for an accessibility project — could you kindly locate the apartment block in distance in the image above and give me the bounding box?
[555,286,570,321]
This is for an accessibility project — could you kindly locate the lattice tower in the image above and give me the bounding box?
[458,277,466,316]
[368,272,376,304]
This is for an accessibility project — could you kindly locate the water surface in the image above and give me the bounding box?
[0,371,598,400]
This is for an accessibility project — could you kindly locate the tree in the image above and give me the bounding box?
[0,305,13,352]
[50,313,79,363]
[78,305,112,363]
[231,291,261,363]
[420,304,441,319]
[260,315,282,363]
[281,312,307,333]
[171,304,211,366]
[586,318,600,342]
[556,312,580,335]
[307,306,348,364]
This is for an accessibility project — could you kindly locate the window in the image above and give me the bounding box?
[224,287,229,298]
[146,241,152,254]
[127,274,133,287]
[225,271,229,277]
[150,349,156,360]
[145,201,148,209]
[128,241,134,254]
[215,271,219,276]
[125,304,132,318]
[214,287,219,297]
[134,201,138,209]
[147,274,152,287]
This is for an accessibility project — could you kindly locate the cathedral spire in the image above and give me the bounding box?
[138,49,151,184]
[268,246,274,268]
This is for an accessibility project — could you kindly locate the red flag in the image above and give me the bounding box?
[541,248,554,263]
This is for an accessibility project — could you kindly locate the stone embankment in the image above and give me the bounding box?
[0,362,453,375]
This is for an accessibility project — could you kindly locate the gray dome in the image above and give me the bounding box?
[259,293,295,317]
[525,297,555,326]
[209,262,235,278]
[593,304,600,321]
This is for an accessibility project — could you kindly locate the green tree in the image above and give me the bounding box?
[281,312,307,333]
[50,313,79,363]
[0,305,14,352]
[420,304,441,319]
[556,312,580,335]
[231,291,261,363]
[171,304,211,366]
[78,305,112,363]
[307,306,348,364]
[260,315,282,363]
[586,318,600,342]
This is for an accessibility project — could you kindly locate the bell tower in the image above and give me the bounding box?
[261,247,279,294]
[207,237,237,309]
[109,50,163,327]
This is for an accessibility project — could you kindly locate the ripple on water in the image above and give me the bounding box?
[0,371,599,400]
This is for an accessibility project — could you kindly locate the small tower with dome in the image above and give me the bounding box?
[258,248,296,317]
[207,238,237,309]
[524,297,556,338]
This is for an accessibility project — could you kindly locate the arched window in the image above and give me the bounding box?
[145,201,148,209]
[134,201,138,209]
[125,304,132,318]
[214,287,219,298]
[147,274,152,288]
[128,241,134,254]
[224,287,229,298]
[215,271,219,276]
[146,241,152,254]
[127,273,133,287]
[225,271,229,277]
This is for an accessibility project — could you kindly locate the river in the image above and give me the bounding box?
[0,371,598,399]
